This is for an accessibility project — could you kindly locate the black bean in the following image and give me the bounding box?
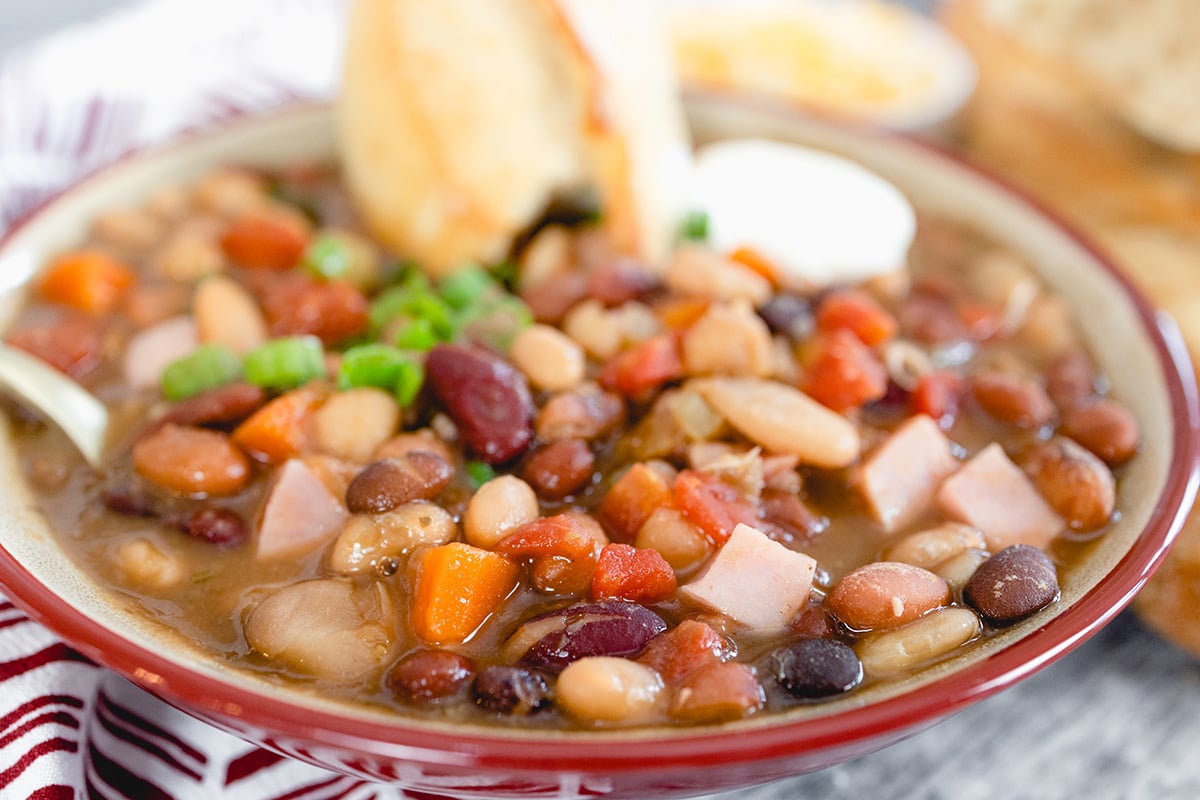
[473,666,551,715]
[757,293,814,340]
[771,638,862,699]
[177,507,247,547]
[964,544,1059,626]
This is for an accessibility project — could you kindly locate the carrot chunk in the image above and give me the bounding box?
[815,289,898,346]
[231,386,323,464]
[39,250,135,314]
[410,543,520,644]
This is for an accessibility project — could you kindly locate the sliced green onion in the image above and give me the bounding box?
[244,336,326,389]
[337,343,407,390]
[439,266,495,310]
[392,317,440,351]
[369,284,455,340]
[405,293,456,339]
[301,234,352,281]
[160,343,242,401]
[488,259,519,291]
[465,460,496,488]
[393,358,425,407]
[338,344,424,406]
[681,210,710,242]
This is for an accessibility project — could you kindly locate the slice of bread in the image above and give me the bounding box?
[337,0,689,276]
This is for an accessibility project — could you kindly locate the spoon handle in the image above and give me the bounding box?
[0,342,109,468]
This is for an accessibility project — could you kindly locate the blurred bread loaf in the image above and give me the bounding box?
[942,0,1200,657]
[337,0,690,276]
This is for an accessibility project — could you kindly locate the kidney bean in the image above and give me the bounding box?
[6,312,105,381]
[899,292,968,345]
[463,475,540,549]
[502,600,668,673]
[1022,437,1115,531]
[857,607,982,678]
[969,370,1055,429]
[159,382,266,429]
[387,650,475,705]
[177,507,247,546]
[771,638,863,699]
[826,562,951,631]
[556,657,665,724]
[473,665,552,715]
[219,212,308,270]
[102,483,159,517]
[671,661,764,723]
[133,424,250,496]
[425,343,535,464]
[964,544,1059,625]
[1060,399,1139,466]
[586,259,659,307]
[535,387,626,442]
[344,452,454,514]
[521,439,595,500]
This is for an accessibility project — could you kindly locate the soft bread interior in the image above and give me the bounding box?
[338,0,690,276]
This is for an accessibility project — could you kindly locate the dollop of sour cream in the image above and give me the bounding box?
[691,138,916,288]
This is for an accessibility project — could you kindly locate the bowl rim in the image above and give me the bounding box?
[0,99,1197,775]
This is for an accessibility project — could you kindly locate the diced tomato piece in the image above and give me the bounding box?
[911,370,963,428]
[6,312,105,380]
[590,543,677,604]
[220,213,309,270]
[801,329,888,412]
[673,469,759,546]
[597,462,674,543]
[38,250,135,314]
[598,335,683,400]
[815,289,898,346]
[262,276,369,345]
[496,514,599,594]
[637,619,726,684]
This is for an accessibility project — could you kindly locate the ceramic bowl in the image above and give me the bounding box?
[0,99,1196,799]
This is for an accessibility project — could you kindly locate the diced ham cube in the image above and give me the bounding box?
[936,443,1064,551]
[680,522,817,633]
[858,415,961,532]
[257,459,348,560]
[122,315,198,389]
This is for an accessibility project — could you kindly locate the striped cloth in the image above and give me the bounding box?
[0,2,419,796]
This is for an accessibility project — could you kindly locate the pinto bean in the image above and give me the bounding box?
[826,562,951,631]
[1022,437,1115,531]
[344,452,454,514]
[1045,350,1096,410]
[1060,399,1139,466]
[509,324,586,392]
[387,650,474,705]
[133,424,250,496]
[521,439,595,500]
[970,370,1055,429]
[536,387,626,443]
[159,382,265,429]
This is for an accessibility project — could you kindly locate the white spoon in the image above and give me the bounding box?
[0,342,108,468]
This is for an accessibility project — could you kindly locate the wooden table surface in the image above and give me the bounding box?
[4,3,1200,799]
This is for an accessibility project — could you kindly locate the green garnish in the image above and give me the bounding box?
[160,343,242,401]
[392,318,440,351]
[393,358,425,407]
[439,266,496,310]
[338,344,424,406]
[681,210,710,242]
[243,336,326,390]
[465,460,496,488]
[301,234,352,281]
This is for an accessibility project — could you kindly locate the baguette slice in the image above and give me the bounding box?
[338,0,690,276]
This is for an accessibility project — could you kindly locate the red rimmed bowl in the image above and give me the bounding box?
[0,99,1196,799]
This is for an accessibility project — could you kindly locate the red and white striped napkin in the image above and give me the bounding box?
[0,2,422,796]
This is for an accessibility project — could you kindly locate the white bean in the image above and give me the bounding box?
[113,537,183,590]
[556,657,665,724]
[509,324,586,392]
[884,523,986,572]
[193,275,268,354]
[328,502,457,574]
[635,507,711,573]
[682,301,773,377]
[933,548,990,593]
[314,388,401,463]
[562,299,622,360]
[463,475,539,549]
[666,245,771,306]
[857,606,982,678]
